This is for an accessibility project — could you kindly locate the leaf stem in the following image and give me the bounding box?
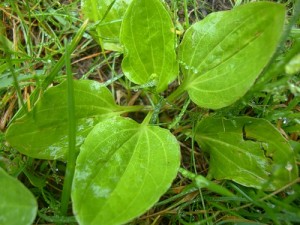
[168,97,190,129]
[117,105,149,114]
[166,82,187,103]
[179,167,234,197]
[60,40,77,216]
[142,111,154,126]
[150,95,165,124]
[37,212,77,224]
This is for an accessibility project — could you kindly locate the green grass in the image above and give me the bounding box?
[0,0,299,224]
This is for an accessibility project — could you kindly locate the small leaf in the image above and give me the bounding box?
[5,80,122,160]
[120,0,178,92]
[0,70,46,90]
[178,2,285,109]
[81,0,132,51]
[195,117,298,191]
[285,53,300,75]
[0,168,37,225]
[72,116,180,225]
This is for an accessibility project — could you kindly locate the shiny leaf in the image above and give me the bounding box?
[120,0,178,92]
[195,117,298,191]
[72,116,180,225]
[178,2,285,109]
[5,80,122,160]
[0,168,37,225]
[81,0,132,51]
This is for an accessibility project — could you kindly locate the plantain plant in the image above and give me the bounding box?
[2,0,299,224]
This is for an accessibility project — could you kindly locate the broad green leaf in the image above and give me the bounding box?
[72,116,180,225]
[5,80,122,160]
[81,0,132,51]
[195,117,298,191]
[0,168,37,225]
[178,2,285,109]
[120,0,178,92]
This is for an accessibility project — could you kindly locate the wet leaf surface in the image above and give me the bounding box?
[81,0,132,51]
[179,2,285,109]
[0,168,37,225]
[195,117,298,190]
[120,0,178,92]
[72,116,180,225]
[6,80,121,160]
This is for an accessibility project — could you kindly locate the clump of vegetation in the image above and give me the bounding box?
[0,0,299,224]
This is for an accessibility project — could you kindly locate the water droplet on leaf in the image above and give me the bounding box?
[285,162,293,171]
[282,117,288,125]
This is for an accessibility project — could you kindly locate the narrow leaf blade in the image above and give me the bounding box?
[0,168,37,225]
[5,80,121,160]
[120,0,178,92]
[72,116,180,225]
[179,2,285,109]
[195,117,298,190]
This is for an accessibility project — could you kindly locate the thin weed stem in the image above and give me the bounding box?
[0,35,27,112]
[168,97,190,129]
[60,40,77,216]
[256,0,300,86]
[179,167,234,197]
[8,19,89,124]
[183,0,189,29]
